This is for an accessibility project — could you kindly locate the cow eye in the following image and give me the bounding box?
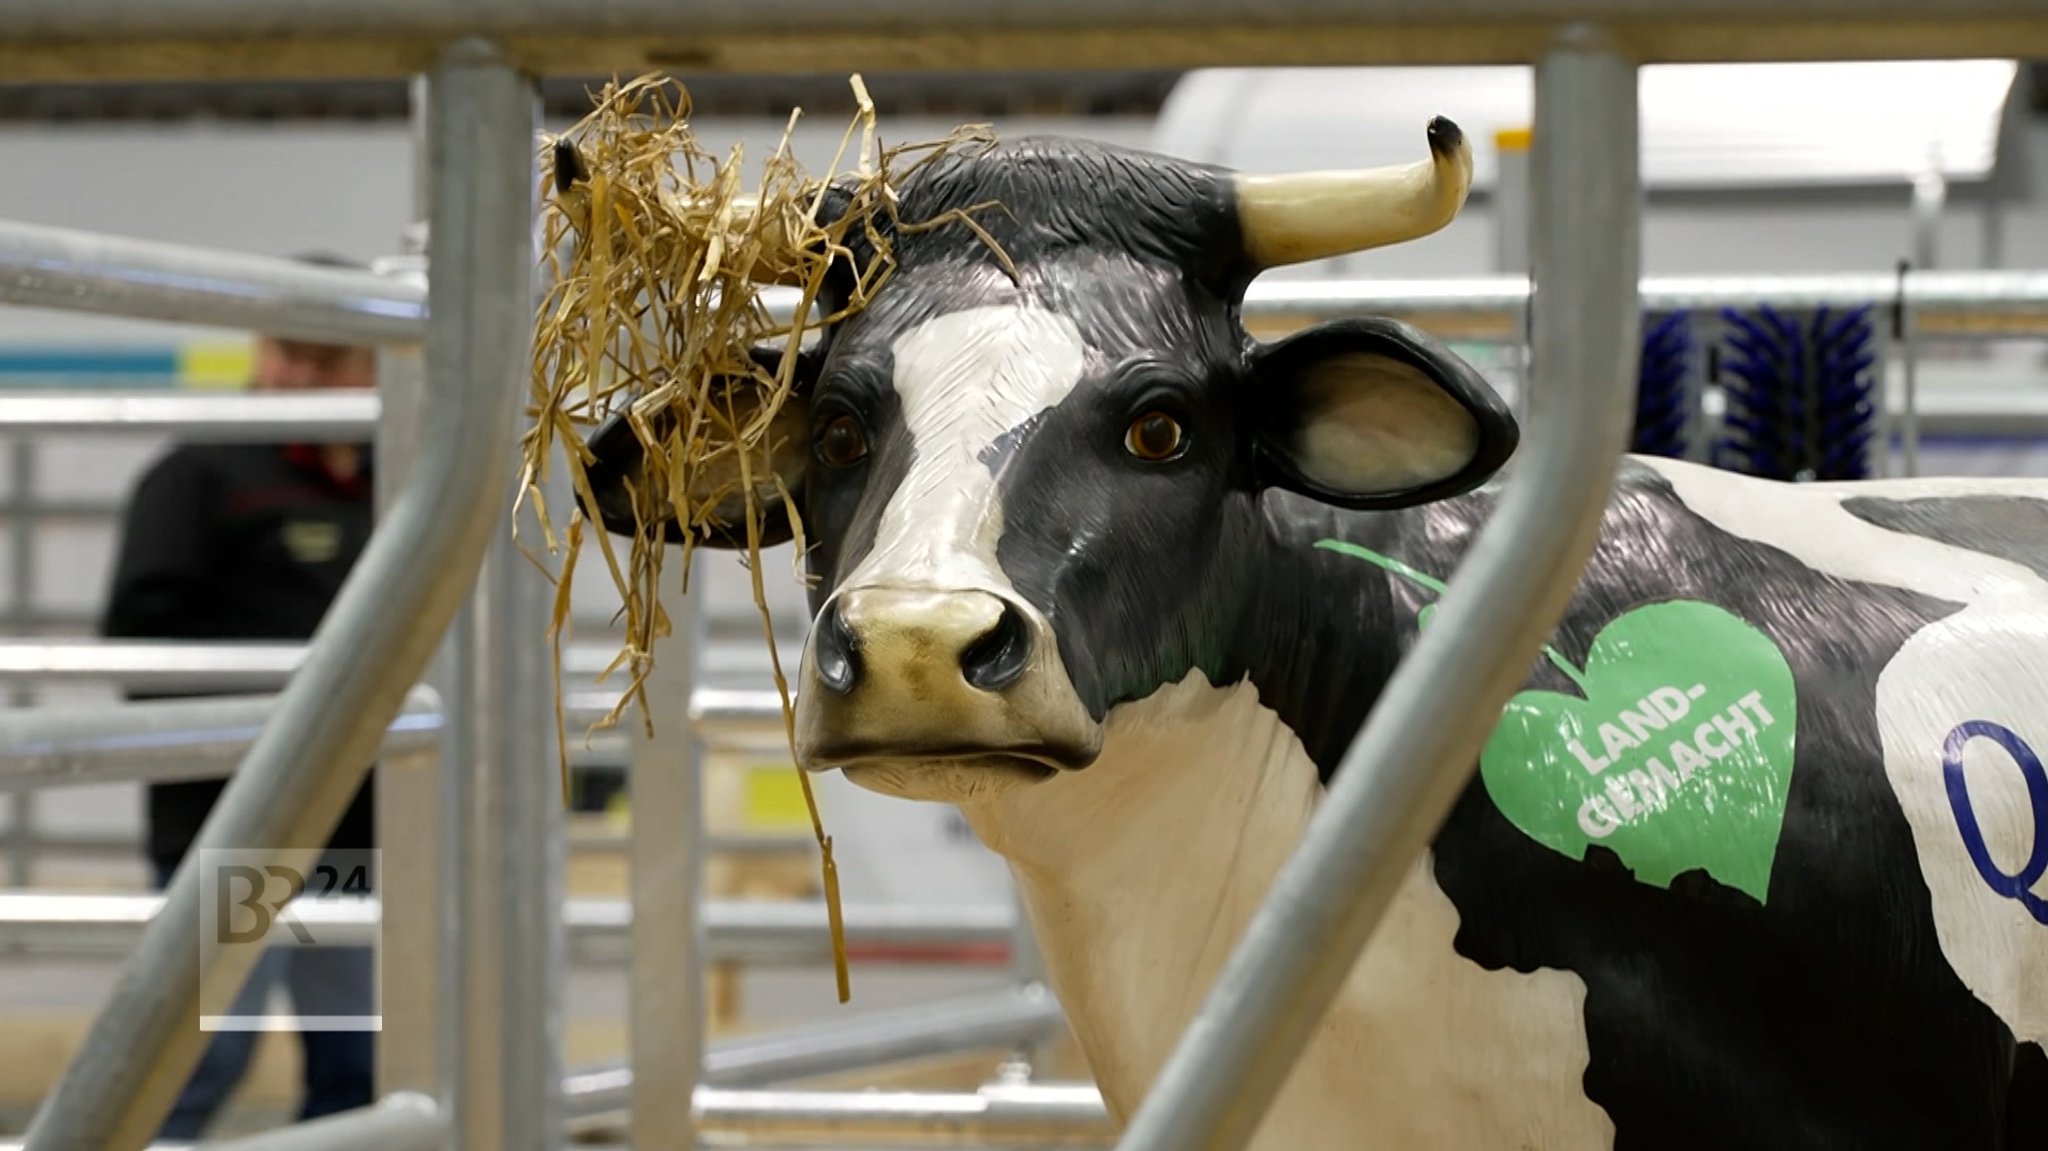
[815,414,869,468]
[1124,411,1185,462]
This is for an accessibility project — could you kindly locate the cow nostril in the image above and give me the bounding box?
[960,602,1032,692]
[814,600,860,695]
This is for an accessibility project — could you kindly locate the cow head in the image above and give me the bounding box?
[571,120,1517,804]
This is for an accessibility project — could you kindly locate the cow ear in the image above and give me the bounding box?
[1247,316,1518,509]
[577,345,818,550]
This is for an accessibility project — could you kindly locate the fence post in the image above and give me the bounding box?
[628,576,706,1148]
[4,438,35,886]
[370,112,440,1100]
[416,36,559,1151]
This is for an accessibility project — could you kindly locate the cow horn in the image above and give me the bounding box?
[1233,117,1474,270]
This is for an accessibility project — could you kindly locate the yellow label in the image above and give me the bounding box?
[743,766,814,829]
[179,342,254,390]
[282,519,343,564]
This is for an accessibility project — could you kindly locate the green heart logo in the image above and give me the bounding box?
[1317,539,1799,904]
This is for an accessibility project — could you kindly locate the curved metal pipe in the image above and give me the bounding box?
[19,38,537,1151]
[0,219,423,345]
[0,391,380,442]
[0,689,441,789]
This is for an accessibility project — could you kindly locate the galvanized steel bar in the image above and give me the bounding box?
[0,643,807,694]
[699,982,1064,1088]
[0,1084,1108,1147]
[415,40,556,1151]
[755,269,2048,340]
[0,218,424,344]
[370,248,442,1101]
[0,891,381,951]
[1238,269,2048,339]
[0,892,1016,962]
[0,1093,444,1151]
[0,640,307,691]
[1110,24,1644,1151]
[0,215,2041,350]
[0,391,379,441]
[202,1092,445,1151]
[694,1081,1113,1141]
[17,31,539,1151]
[564,984,1070,1116]
[687,686,791,750]
[5,440,35,888]
[0,689,440,789]
[1,0,2046,80]
[627,576,706,1146]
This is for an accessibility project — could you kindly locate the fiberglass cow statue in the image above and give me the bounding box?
[567,120,2048,1149]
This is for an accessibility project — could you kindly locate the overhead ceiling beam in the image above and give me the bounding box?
[0,70,1183,122]
[4,1,2048,83]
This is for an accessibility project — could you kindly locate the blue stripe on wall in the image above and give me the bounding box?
[0,349,180,377]
[0,347,188,391]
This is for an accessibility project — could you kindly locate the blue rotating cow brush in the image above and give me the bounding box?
[1712,302,1879,482]
[1632,310,1697,459]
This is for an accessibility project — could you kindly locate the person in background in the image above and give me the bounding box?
[100,251,378,1140]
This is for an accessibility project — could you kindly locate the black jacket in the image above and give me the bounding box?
[102,440,377,873]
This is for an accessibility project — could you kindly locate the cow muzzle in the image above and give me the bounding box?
[793,586,1101,803]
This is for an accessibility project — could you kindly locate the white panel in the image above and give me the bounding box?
[31,780,142,834]
[811,769,1017,907]
[1913,439,2048,478]
[36,521,118,617]
[33,681,123,708]
[1155,61,2020,190]
[37,435,169,502]
[0,121,413,346]
[1644,199,1990,276]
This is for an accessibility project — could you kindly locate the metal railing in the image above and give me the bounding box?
[0,217,424,344]
[0,29,537,1151]
[0,690,441,789]
[0,8,2044,1151]
[0,890,1016,965]
[3,0,2047,79]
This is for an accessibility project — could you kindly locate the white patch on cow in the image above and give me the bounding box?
[839,305,1088,596]
[1637,456,2048,604]
[1640,455,2048,1047]
[1872,591,2048,1047]
[965,673,1615,1151]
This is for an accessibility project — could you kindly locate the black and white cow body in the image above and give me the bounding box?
[568,127,2048,1149]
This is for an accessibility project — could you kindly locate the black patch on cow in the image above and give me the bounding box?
[984,263,1257,718]
[1240,460,2033,1149]
[830,135,1254,300]
[800,358,910,616]
[2015,1040,2048,1138]
[2011,1042,2048,1144]
[1841,493,2048,583]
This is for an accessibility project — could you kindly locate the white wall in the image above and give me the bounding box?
[2,100,2046,852]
